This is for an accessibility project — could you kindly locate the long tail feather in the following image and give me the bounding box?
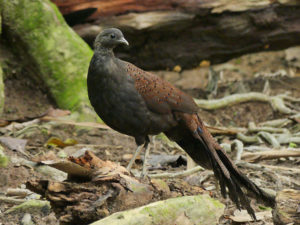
[172,116,275,219]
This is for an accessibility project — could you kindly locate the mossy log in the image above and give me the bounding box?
[0,0,96,120]
[53,0,300,70]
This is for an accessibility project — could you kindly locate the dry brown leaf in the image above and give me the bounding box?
[173,65,182,72]
[199,60,210,67]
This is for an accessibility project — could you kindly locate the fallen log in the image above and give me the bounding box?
[52,0,300,70]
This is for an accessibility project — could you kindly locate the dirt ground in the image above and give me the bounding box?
[1,48,300,225]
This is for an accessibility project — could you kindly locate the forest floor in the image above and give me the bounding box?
[1,48,300,225]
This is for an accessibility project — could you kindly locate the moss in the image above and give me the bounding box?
[5,200,51,214]
[0,145,9,168]
[140,195,224,225]
[128,182,150,193]
[1,0,95,119]
[151,179,169,192]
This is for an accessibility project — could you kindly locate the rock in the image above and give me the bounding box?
[89,195,224,225]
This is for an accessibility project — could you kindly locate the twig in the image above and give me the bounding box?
[6,188,32,198]
[242,150,300,163]
[243,146,298,152]
[0,196,27,204]
[149,166,204,178]
[262,164,300,173]
[206,125,246,135]
[41,116,110,129]
[237,161,300,174]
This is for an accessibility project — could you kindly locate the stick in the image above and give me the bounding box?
[237,161,300,174]
[242,150,300,163]
[149,166,204,178]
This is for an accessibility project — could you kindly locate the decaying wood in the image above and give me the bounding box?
[272,189,300,225]
[52,0,300,70]
[26,151,161,225]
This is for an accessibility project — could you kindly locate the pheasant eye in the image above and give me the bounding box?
[110,34,116,39]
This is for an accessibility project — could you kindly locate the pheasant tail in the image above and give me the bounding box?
[170,114,275,219]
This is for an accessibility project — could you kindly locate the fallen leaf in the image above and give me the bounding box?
[173,65,182,72]
[0,137,28,156]
[45,137,78,148]
[199,60,210,67]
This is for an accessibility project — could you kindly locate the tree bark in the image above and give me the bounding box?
[53,0,300,70]
[0,0,96,120]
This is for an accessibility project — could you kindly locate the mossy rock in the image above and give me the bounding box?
[90,195,224,225]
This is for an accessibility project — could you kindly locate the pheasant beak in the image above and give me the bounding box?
[119,37,129,46]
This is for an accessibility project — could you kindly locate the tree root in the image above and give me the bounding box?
[194,92,297,114]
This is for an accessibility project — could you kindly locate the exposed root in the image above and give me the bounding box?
[194,92,297,114]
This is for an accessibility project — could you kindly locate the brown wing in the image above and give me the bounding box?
[124,62,198,115]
